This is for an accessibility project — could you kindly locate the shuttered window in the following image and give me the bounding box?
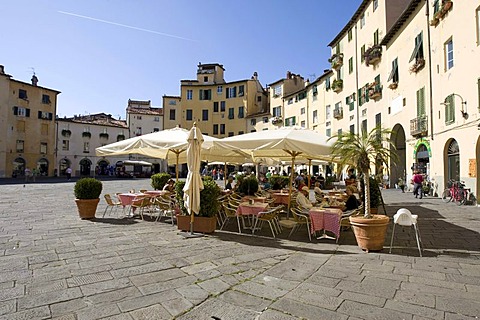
[416,87,426,117]
[445,94,455,124]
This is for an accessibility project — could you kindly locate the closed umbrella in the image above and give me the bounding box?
[183,124,204,236]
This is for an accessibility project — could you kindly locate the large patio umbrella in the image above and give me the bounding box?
[95,127,248,180]
[183,124,204,235]
[212,127,337,214]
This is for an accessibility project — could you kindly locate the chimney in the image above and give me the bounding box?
[0,65,4,74]
[286,71,291,79]
[31,74,38,86]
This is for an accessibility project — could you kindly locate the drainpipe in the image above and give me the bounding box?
[426,0,434,141]
[355,24,360,133]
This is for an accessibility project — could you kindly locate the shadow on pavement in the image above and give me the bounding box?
[90,217,139,225]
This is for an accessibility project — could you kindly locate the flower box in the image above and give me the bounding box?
[388,82,398,90]
[409,58,425,73]
[177,215,216,233]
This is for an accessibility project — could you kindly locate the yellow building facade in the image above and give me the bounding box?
[0,65,60,178]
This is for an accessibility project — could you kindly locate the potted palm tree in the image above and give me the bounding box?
[74,178,103,219]
[329,126,397,251]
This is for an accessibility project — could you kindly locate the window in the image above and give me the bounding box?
[204,76,208,82]
[272,106,281,117]
[361,120,368,134]
[38,111,53,120]
[220,101,226,112]
[13,106,30,117]
[226,87,237,98]
[477,7,480,45]
[62,140,69,151]
[297,91,306,101]
[19,89,28,100]
[350,124,355,134]
[300,107,305,115]
[169,109,175,120]
[433,0,441,14]
[238,85,244,97]
[16,140,24,153]
[257,96,262,102]
[409,32,424,63]
[136,115,142,120]
[326,105,331,119]
[41,124,48,135]
[375,113,381,127]
[312,85,318,96]
[416,87,426,117]
[238,131,244,135]
[445,38,454,70]
[313,110,318,123]
[360,13,365,28]
[325,77,331,90]
[217,86,223,94]
[135,127,142,136]
[169,100,177,105]
[348,29,352,42]
[263,117,269,123]
[220,124,225,135]
[288,98,293,105]
[40,142,47,154]
[238,106,244,118]
[202,109,208,121]
[348,57,353,74]
[346,93,355,111]
[326,128,331,137]
[213,124,219,135]
[186,90,193,100]
[42,94,51,104]
[199,89,212,100]
[273,85,282,97]
[228,108,234,119]
[361,45,365,63]
[83,142,90,153]
[373,0,378,11]
[153,128,159,132]
[250,119,256,125]
[374,29,379,46]
[213,102,219,112]
[387,58,399,83]
[285,116,296,126]
[338,129,342,136]
[186,109,193,121]
[228,132,234,137]
[445,94,455,124]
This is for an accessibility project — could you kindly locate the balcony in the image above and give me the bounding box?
[410,116,428,137]
[332,79,343,93]
[333,107,343,120]
[367,82,382,100]
[364,45,382,66]
[409,58,425,73]
[430,0,453,26]
[271,116,283,125]
[328,53,344,70]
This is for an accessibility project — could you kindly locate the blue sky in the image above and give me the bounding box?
[1,0,362,119]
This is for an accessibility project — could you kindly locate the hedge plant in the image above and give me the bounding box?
[151,173,171,190]
[175,177,220,217]
[74,178,103,199]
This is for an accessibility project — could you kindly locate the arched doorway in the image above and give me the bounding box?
[37,158,49,176]
[12,157,25,177]
[79,158,92,176]
[97,159,109,175]
[413,140,431,175]
[59,158,71,176]
[445,139,460,182]
[390,124,406,188]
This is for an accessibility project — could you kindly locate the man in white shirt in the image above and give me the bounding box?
[296,186,313,213]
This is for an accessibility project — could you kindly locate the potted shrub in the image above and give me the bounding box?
[151,172,172,190]
[175,177,220,233]
[360,177,382,214]
[236,174,259,196]
[74,178,103,219]
[330,126,397,252]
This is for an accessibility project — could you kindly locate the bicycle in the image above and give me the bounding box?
[442,180,468,205]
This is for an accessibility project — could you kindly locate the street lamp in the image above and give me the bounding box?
[440,93,468,119]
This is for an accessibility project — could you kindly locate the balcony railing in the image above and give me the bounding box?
[410,116,428,137]
[332,79,343,93]
[368,82,382,100]
[364,45,382,66]
[333,107,343,119]
[328,53,344,70]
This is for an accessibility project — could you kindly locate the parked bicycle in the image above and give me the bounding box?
[442,179,469,205]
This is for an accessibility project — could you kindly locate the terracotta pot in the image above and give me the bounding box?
[349,215,390,252]
[177,215,216,234]
[75,198,100,219]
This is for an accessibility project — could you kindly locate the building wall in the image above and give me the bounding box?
[162,96,182,130]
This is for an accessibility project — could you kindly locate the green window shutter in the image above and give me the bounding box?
[365,85,369,102]
[445,94,455,123]
[417,87,425,116]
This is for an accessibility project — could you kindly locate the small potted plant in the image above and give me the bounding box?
[175,177,220,233]
[74,178,103,219]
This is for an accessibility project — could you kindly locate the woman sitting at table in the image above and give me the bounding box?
[296,186,313,213]
[225,176,234,191]
[344,185,360,211]
[163,179,175,192]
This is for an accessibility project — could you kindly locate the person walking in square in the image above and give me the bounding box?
[66,167,72,181]
[412,170,424,199]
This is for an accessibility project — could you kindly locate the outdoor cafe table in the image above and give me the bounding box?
[308,207,343,242]
[241,196,267,203]
[144,190,169,197]
[271,192,290,205]
[118,193,146,216]
[236,201,269,233]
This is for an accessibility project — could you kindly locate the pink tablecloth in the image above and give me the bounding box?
[236,202,269,216]
[309,208,342,240]
[144,190,168,197]
[271,193,290,205]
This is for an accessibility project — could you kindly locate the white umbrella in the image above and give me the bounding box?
[183,124,204,235]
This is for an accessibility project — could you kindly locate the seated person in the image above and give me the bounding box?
[344,185,360,211]
[313,181,324,202]
[297,179,307,192]
[163,179,175,192]
[225,176,234,191]
[296,186,313,213]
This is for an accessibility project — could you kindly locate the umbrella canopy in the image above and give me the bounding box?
[183,124,204,233]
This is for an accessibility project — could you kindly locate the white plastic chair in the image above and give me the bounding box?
[389,208,423,257]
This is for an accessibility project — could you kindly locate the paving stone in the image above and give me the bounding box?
[335,277,399,299]
[80,278,132,296]
[251,274,301,291]
[50,298,89,318]
[436,296,480,318]
[26,279,67,295]
[129,303,174,320]
[160,296,194,318]
[67,271,113,287]
[338,291,386,307]
[129,267,186,287]
[197,277,230,295]
[286,285,343,311]
[219,290,271,312]
[87,286,142,305]
[51,314,77,320]
[234,280,288,300]
[0,286,24,302]
[271,297,347,320]
[176,298,260,320]
[256,309,300,320]
[76,303,121,320]
[176,284,209,305]
[337,300,413,320]
[408,275,467,291]
[0,305,51,320]
[18,287,82,310]
[384,299,444,319]
[138,275,197,295]
[0,300,16,316]
[393,290,435,308]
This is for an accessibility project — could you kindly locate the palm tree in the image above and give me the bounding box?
[329,126,397,218]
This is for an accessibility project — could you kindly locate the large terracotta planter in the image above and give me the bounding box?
[75,198,100,219]
[177,215,216,234]
[349,215,390,252]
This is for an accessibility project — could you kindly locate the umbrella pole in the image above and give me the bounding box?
[176,152,179,182]
[307,159,312,189]
[224,162,227,189]
[287,154,296,220]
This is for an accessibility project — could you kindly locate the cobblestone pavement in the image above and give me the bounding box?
[1,179,479,319]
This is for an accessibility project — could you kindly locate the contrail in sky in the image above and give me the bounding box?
[58,11,196,42]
